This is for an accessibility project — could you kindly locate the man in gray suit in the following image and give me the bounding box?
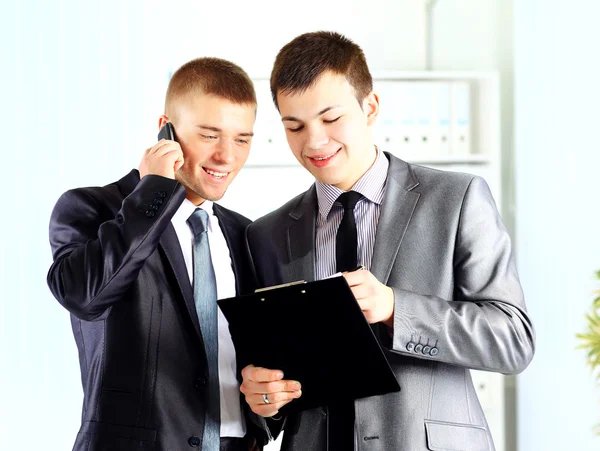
[240,31,535,450]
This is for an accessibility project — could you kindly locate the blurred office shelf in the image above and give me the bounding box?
[405,154,491,164]
[243,154,491,168]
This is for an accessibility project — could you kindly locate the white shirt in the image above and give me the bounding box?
[171,198,246,438]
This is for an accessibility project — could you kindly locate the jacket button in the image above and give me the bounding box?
[406,342,415,352]
[430,347,439,356]
[145,210,156,218]
[414,344,423,353]
[158,191,167,198]
[188,436,201,447]
[149,204,159,211]
[152,198,163,205]
[194,377,207,389]
[422,345,431,355]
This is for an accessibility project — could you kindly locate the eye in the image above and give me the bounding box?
[236,138,250,145]
[323,116,341,124]
[201,134,218,140]
[288,125,305,133]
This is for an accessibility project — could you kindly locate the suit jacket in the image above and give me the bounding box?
[47,170,265,451]
[245,154,535,451]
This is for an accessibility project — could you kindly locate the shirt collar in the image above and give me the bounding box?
[173,198,215,233]
[315,147,389,220]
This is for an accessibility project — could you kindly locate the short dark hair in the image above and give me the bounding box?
[165,57,256,117]
[270,31,373,109]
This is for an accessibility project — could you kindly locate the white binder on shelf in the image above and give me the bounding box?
[450,81,472,156]
[372,81,400,154]
[396,82,418,160]
[431,81,452,157]
[413,82,435,159]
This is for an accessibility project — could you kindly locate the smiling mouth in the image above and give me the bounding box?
[308,148,341,161]
[203,168,230,179]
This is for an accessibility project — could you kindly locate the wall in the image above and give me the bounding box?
[514,1,600,450]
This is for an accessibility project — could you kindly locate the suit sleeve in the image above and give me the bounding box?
[47,175,186,321]
[389,176,535,375]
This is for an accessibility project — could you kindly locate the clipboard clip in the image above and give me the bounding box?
[254,280,307,293]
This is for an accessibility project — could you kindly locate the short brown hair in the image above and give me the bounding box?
[270,31,373,109]
[165,57,256,118]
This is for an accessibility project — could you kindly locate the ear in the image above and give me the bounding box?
[363,91,379,126]
[158,115,169,130]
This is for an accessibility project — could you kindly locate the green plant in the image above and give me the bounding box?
[576,269,600,434]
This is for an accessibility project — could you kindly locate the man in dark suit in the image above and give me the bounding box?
[47,57,266,451]
[240,32,535,450]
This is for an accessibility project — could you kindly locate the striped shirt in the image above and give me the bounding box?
[315,148,389,280]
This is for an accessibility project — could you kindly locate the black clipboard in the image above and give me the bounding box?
[217,276,401,413]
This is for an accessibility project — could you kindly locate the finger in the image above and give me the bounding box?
[260,379,301,394]
[154,142,182,158]
[343,269,369,286]
[361,311,378,324]
[241,379,301,397]
[150,139,179,155]
[158,148,184,163]
[356,296,375,312]
[248,389,302,407]
[147,139,167,155]
[241,365,256,382]
[174,156,185,172]
[242,365,284,383]
[350,284,374,302]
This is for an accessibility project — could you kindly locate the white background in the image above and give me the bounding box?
[1,1,599,450]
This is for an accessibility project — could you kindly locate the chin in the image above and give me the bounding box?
[188,186,226,203]
[202,191,226,202]
[310,171,339,186]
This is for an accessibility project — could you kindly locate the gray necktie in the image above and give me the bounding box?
[187,208,220,451]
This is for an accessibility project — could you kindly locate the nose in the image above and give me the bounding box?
[214,138,235,164]
[306,125,329,152]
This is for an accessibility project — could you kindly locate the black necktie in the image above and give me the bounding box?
[336,191,363,273]
[330,190,362,450]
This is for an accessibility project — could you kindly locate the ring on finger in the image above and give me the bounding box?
[261,393,270,405]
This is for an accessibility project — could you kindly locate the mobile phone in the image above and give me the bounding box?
[157,122,176,142]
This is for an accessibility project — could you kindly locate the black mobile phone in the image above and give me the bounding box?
[157,122,176,141]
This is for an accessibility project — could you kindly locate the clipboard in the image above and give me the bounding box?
[217,275,401,413]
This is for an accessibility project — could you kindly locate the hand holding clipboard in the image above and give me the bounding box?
[218,266,400,418]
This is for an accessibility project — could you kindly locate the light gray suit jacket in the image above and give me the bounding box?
[245,153,535,451]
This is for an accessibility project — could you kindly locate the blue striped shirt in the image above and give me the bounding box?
[315,148,389,279]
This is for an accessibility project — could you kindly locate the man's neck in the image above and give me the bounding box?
[334,145,378,191]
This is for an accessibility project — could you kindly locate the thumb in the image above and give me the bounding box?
[174,156,185,173]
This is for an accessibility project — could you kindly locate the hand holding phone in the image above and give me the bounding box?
[138,122,184,180]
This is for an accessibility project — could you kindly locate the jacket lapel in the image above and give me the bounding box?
[116,169,204,341]
[159,221,203,341]
[284,185,318,283]
[371,154,420,285]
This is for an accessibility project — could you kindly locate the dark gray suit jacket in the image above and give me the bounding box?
[245,154,535,451]
[47,170,265,451]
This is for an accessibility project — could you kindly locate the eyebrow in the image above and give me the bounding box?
[197,125,254,137]
[281,105,341,122]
